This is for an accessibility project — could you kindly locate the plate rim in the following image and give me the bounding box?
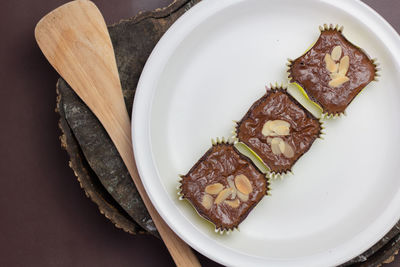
[132,0,400,265]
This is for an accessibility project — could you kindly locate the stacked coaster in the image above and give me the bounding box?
[179,24,379,233]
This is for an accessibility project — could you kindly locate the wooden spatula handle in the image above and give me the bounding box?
[108,112,201,267]
[34,1,200,266]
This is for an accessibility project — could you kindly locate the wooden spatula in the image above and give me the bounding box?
[34,1,200,266]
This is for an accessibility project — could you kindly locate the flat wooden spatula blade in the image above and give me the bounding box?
[35,0,126,125]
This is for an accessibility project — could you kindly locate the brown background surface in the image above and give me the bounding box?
[1,0,399,266]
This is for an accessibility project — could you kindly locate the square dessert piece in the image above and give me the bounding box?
[179,141,268,231]
[288,24,378,115]
[235,87,321,174]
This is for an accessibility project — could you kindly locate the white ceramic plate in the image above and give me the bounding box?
[132,0,400,266]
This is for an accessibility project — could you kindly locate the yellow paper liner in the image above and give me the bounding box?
[177,137,271,234]
[287,24,380,118]
[232,84,325,179]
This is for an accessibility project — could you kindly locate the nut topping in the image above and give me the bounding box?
[234,174,252,195]
[205,183,224,195]
[283,142,295,158]
[227,176,237,200]
[329,76,350,87]
[269,137,295,158]
[325,46,350,88]
[214,188,233,204]
[224,199,240,208]
[278,140,286,153]
[270,137,283,155]
[274,125,290,136]
[201,194,213,210]
[331,45,342,61]
[202,173,253,209]
[338,55,349,76]
[261,121,273,136]
[324,54,338,73]
[237,191,249,202]
[270,120,290,129]
[262,120,290,137]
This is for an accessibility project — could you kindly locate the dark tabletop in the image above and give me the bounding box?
[1,0,400,266]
